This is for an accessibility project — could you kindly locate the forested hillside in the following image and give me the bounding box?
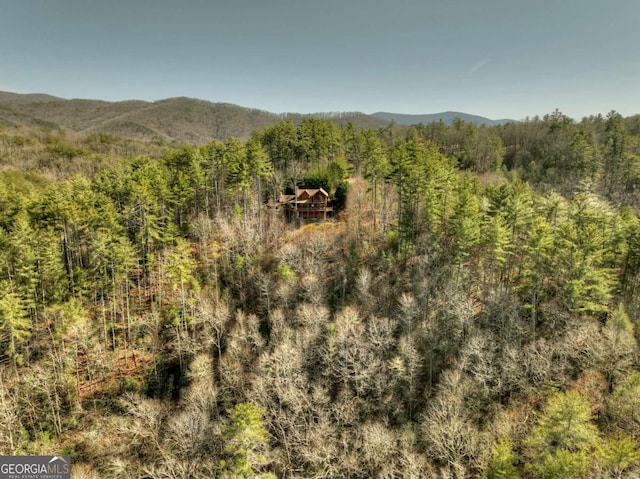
[0,91,391,143]
[372,111,513,126]
[0,110,639,478]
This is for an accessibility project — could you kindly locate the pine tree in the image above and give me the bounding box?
[525,391,599,478]
[450,180,481,260]
[7,211,39,316]
[0,282,32,366]
[556,192,615,314]
[362,131,389,232]
[486,437,520,479]
[220,402,275,479]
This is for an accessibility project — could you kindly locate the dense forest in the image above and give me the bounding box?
[0,110,639,478]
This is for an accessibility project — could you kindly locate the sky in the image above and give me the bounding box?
[1,0,639,120]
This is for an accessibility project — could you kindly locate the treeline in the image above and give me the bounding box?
[0,112,639,478]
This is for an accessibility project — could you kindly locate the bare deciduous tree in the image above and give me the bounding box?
[421,369,485,478]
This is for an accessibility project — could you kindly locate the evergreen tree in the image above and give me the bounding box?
[0,282,31,365]
[221,402,275,479]
[556,192,615,314]
[486,437,520,479]
[525,391,599,478]
[362,131,389,232]
[450,180,481,260]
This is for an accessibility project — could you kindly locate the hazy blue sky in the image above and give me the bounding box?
[1,0,638,119]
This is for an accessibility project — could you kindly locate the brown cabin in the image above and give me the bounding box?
[278,188,333,223]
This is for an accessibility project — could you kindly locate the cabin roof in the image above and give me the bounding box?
[278,188,329,205]
[297,188,328,198]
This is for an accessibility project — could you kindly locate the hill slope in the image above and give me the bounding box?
[0,91,391,143]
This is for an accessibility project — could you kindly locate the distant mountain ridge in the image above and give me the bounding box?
[0,91,392,143]
[0,90,512,143]
[372,111,514,126]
